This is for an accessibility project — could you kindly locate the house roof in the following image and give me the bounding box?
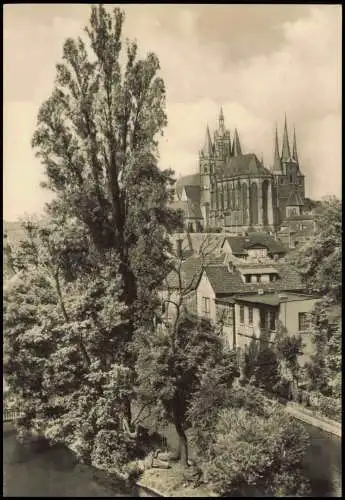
[184,185,200,204]
[234,292,318,307]
[169,200,203,219]
[215,297,235,305]
[203,266,239,295]
[164,253,226,290]
[201,262,305,297]
[175,173,200,199]
[283,214,315,222]
[223,232,287,255]
[216,153,271,179]
[238,266,279,275]
[171,233,225,257]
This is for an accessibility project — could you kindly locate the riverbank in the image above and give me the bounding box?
[137,465,216,497]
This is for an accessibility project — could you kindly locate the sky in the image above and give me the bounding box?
[4,4,342,221]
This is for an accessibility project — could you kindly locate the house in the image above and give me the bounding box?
[194,260,307,350]
[220,232,288,262]
[233,292,319,364]
[278,214,318,248]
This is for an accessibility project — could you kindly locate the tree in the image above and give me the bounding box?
[3,217,145,469]
[134,315,239,467]
[289,195,341,303]
[192,384,311,497]
[304,299,341,397]
[31,4,180,316]
[289,196,341,397]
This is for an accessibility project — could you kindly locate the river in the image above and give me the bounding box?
[3,421,341,497]
[3,423,157,497]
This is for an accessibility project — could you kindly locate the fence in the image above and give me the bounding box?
[3,408,24,422]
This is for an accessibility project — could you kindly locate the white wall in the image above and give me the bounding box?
[279,298,318,334]
[235,303,261,349]
[196,271,216,322]
[247,247,268,259]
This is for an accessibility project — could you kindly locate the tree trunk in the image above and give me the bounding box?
[173,407,188,467]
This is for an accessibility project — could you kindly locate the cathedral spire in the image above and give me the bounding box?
[292,126,299,164]
[281,113,291,161]
[273,125,282,172]
[202,125,213,157]
[232,128,242,156]
[219,106,225,133]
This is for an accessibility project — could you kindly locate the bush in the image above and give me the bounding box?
[91,429,138,473]
[192,385,311,497]
[317,394,341,422]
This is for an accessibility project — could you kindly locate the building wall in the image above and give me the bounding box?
[216,303,235,349]
[279,297,319,362]
[196,272,216,322]
[278,298,318,335]
[234,303,261,349]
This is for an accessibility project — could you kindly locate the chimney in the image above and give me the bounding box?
[176,238,183,259]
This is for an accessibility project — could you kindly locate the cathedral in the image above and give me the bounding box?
[172,109,306,233]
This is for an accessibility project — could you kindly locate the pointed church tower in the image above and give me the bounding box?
[273,125,282,173]
[232,128,242,156]
[281,114,291,161]
[202,125,213,157]
[219,106,225,132]
[292,126,299,164]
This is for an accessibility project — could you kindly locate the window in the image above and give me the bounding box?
[240,305,245,324]
[298,312,310,332]
[203,297,210,315]
[245,274,251,283]
[248,306,253,325]
[257,274,261,283]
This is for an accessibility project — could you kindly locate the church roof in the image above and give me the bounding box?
[287,190,304,206]
[169,200,203,220]
[175,173,200,199]
[216,153,271,179]
[184,185,200,204]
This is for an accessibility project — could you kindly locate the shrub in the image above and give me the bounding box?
[194,386,311,497]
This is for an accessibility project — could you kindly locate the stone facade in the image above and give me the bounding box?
[172,110,306,233]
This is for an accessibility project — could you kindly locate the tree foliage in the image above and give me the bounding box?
[134,315,239,466]
[192,384,311,497]
[31,4,180,314]
[3,217,142,468]
[289,196,341,397]
[289,195,341,303]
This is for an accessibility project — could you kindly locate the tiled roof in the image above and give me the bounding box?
[216,154,271,179]
[175,174,200,199]
[238,266,279,275]
[164,253,226,291]
[202,262,305,297]
[171,233,225,257]
[164,252,304,296]
[223,232,287,255]
[283,214,315,221]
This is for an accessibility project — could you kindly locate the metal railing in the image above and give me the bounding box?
[3,408,24,422]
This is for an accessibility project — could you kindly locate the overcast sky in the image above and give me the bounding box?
[4,4,341,220]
